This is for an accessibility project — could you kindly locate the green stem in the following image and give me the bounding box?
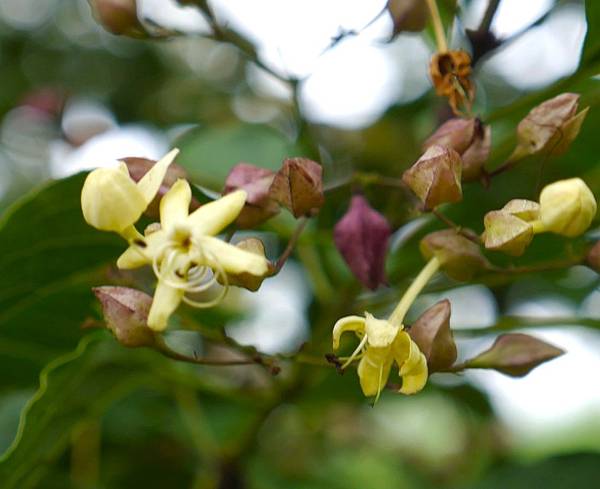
[388,256,441,326]
[426,0,448,52]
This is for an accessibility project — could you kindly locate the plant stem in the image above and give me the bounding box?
[388,256,441,326]
[155,336,260,367]
[478,0,501,34]
[431,208,481,243]
[426,0,448,52]
[274,218,308,273]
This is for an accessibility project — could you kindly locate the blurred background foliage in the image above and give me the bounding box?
[1,0,600,488]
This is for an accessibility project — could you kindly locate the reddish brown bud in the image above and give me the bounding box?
[420,229,489,281]
[424,118,491,181]
[429,50,475,115]
[402,145,462,209]
[408,300,457,372]
[270,158,324,218]
[465,333,564,377]
[121,156,199,219]
[387,0,428,37]
[93,286,156,348]
[223,163,280,228]
[220,238,273,291]
[334,195,391,290]
[586,241,600,273]
[88,0,145,37]
[512,93,588,160]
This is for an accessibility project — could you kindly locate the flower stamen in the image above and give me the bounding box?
[341,333,368,370]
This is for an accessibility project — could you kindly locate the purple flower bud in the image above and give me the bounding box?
[93,286,156,348]
[121,156,199,219]
[409,299,457,372]
[466,333,564,377]
[334,195,391,290]
[223,163,279,228]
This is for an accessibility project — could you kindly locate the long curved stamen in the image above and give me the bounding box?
[151,238,230,309]
[341,333,368,370]
[182,245,229,308]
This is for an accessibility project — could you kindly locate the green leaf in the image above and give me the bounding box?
[0,174,123,389]
[0,334,153,489]
[582,0,600,64]
[175,123,300,190]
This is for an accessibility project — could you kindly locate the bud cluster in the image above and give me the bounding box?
[484,178,596,256]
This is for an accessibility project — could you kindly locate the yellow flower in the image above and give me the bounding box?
[333,313,428,398]
[539,177,596,237]
[81,149,179,239]
[116,179,269,331]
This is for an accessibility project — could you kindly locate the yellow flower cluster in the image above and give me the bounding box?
[81,149,269,331]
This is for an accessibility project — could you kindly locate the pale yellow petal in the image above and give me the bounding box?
[357,347,393,397]
[147,279,185,331]
[399,353,428,395]
[116,230,167,269]
[136,148,179,205]
[332,316,365,350]
[399,337,421,376]
[188,190,247,236]
[198,236,268,276]
[81,167,145,232]
[392,331,412,366]
[364,313,400,348]
[160,179,191,229]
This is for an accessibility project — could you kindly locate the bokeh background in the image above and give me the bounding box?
[1,0,600,488]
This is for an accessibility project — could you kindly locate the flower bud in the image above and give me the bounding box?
[539,178,596,237]
[483,211,533,256]
[501,199,541,221]
[88,0,145,37]
[220,238,273,291]
[402,145,462,209]
[223,163,280,228]
[465,333,564,377]
[429,51,475,115]
[270,157,324,218]
[387,0,427,37]
[586,241,600,273]
[512,93,588,159]
[334,195,391,290]
[420,229,489,281]
[93,286,156,348]
[424,118,491,181]
[408,300,457,372]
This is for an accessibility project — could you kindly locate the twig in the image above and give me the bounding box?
[431,208,481,243]
[477,0,501,34]
[274,218,309,273]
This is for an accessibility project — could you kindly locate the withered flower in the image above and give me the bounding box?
[429,50,475,115]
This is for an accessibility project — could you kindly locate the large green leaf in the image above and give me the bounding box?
[175,123,300,190]
[0,334,154,489]
[0,174,123,389]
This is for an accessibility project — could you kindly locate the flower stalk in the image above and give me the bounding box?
[426,0,448,52]
[389,256,441,326]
